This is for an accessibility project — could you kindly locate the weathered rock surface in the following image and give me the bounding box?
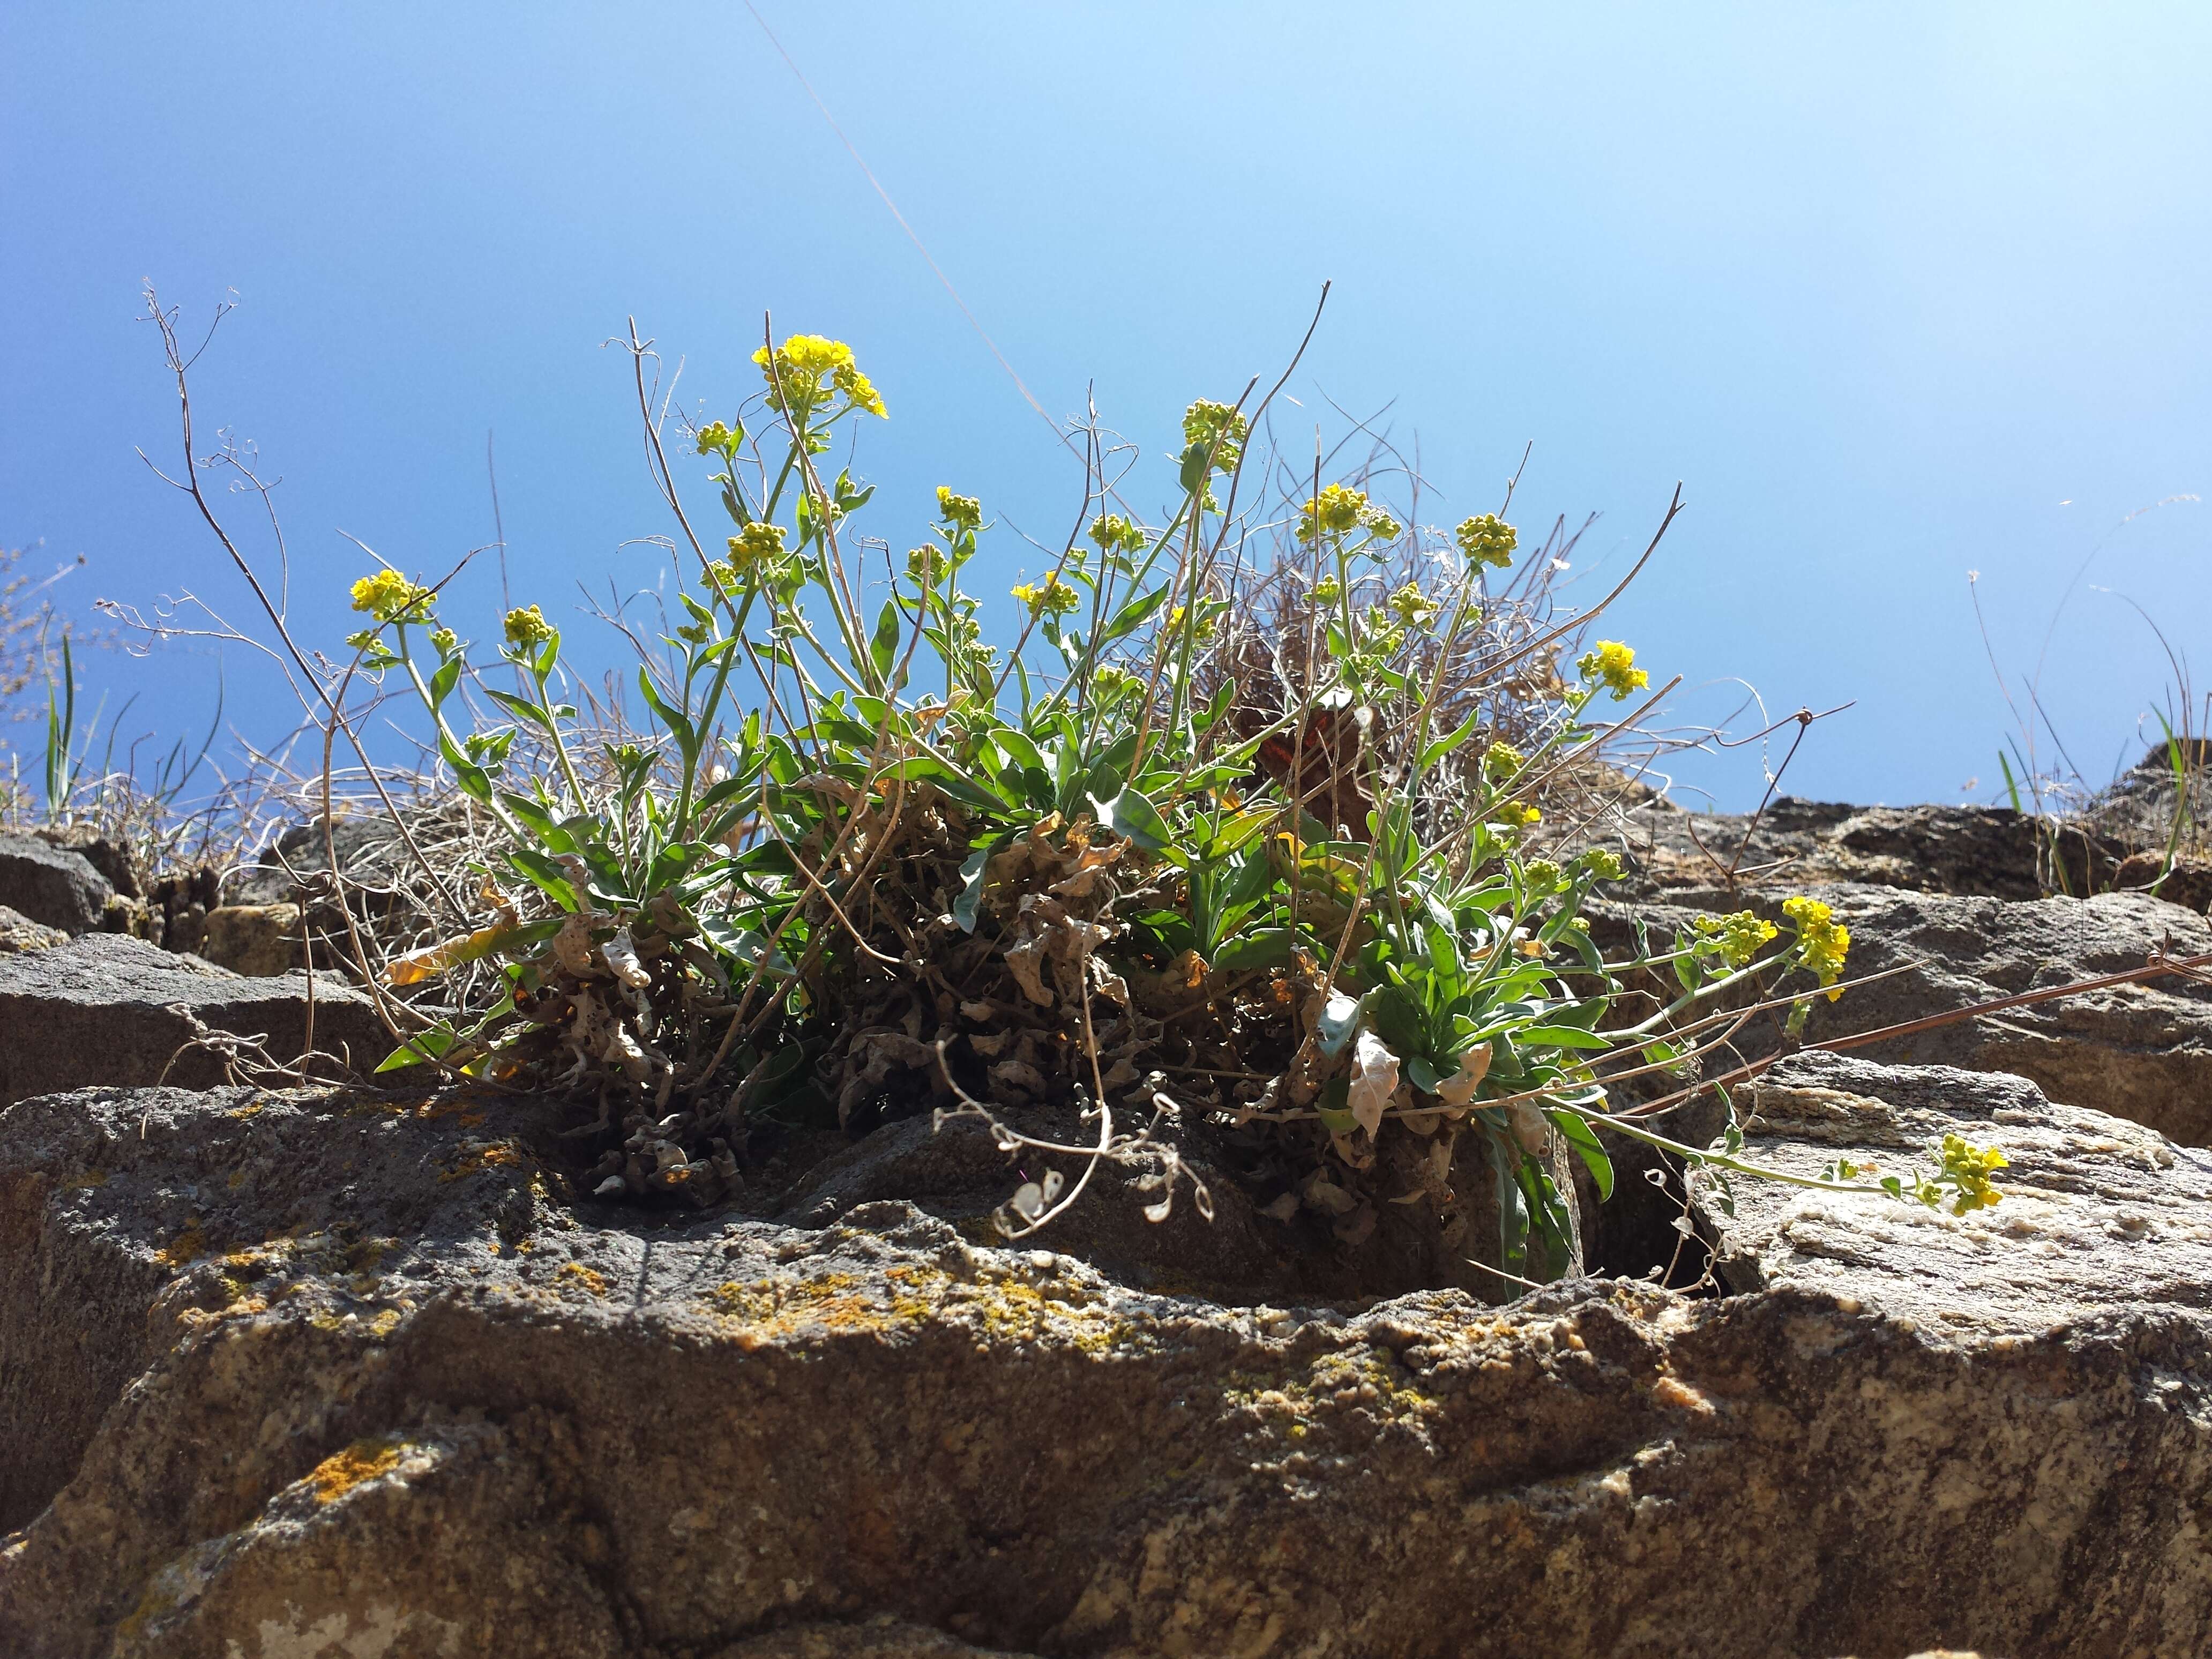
[0,834,113,935]
[2,1070,2207,1657]
[1610,795,2102,902]
[0,934,390,1106]
[196,902,303,976]
[1694,1050,2212,1325]
[29,826,146,902]
[225,813,412,909]
[0,905,68,955]
[1610,884,2212,1147]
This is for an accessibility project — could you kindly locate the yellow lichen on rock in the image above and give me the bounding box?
[308,1438,403,1504]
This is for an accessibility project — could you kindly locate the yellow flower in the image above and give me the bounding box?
[1296,483,1371,543]
[1693,909,1779,969]
[1496,800,1542,831]
[726,521,788,573]
[937,488,983,531]
[1385,581,1439,628]
[349,569,431,624]
[1012,573,1081,618]
[1782,895,1850,999]
[429,627,459,655]
[1168,602,1219,642]
[1183,399,1249,473]
[502,605,555,650]
[694,420,736,455]
[1482,741,1523,784]
[1088,513,1146,555]
[1456,514,1518,569]
[1578,846,1626,883]
[832,361,887,419]
[752,334,883,419]
[1939,1132,2008,1215]
[1577,640,1650,701]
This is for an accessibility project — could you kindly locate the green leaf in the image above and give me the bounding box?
[954,836,1010,933]
[636,666,696,754]
[428,655,462,709]
[376,1025,458,1073]
[1090,784,1171,853]
[1178,440,1210,496]
[1418,707,1484,771]
[1546,1109,1616,1201]
[1515,1024,1613,1051]
[1213,927,1296,973]
[995,727,1046,772]
[1314,1075,1356,1135]
[871,599,902,682]
[1314,990,1366,1058]
[483,687,556,732]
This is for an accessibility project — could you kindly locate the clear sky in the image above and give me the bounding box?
[4,3,2208,809]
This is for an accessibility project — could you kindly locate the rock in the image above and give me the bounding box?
[5,1080,2212,1657]
[2077,740,2212,853]
[1600,885,2212,1148]
[225,813,414,909]
[0,934,390,1106]
[30,825,145,901]
[1692,1050,2212,1328]
[0,905,68,954]
[775,1106,1303,1303]
[196,903,303,976]
[0,833,113,935]
[1608,796,2121,902]
[711,1622,1037,1658]
[2115,850,2212,914]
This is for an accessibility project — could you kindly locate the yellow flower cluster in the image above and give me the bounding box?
[1183,398,1249,473]
[1495,800,1542,831]
[1577,640,1649,701]
[694,420,738,456]
[503,605,555,650]
[906,544,944,584]
[1694,908,1779,969]
[1939,1133,2008,1215]
[349,569,432,624]
[1456,514,1518,569]
[1168,602,1219,642]
[752,334,886,419]
[1088,513,1146,555]
[1296,484,1399,544]
[1578,846,1626,882]
[726,521,788,573]
[1385,581,1440,628]
[1782,895,1850,999]
[937,487,982,531]
[1012,573,1081,617]
[1482,741,1523,783]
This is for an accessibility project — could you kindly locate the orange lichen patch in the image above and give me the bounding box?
[155,1219,210,1268]
[228,1101,265,1119]
[439,1139,526,1183]
[556,1261,610,1298]
[1650,1373,1716,1416]
[61,1169,109,1192]
[308,1438,404,1504]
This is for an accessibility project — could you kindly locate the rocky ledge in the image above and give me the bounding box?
[0,1047,2205,1657]
[4,774,2212,1657]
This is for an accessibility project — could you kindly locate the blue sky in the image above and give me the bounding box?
[4,3,2208,808]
